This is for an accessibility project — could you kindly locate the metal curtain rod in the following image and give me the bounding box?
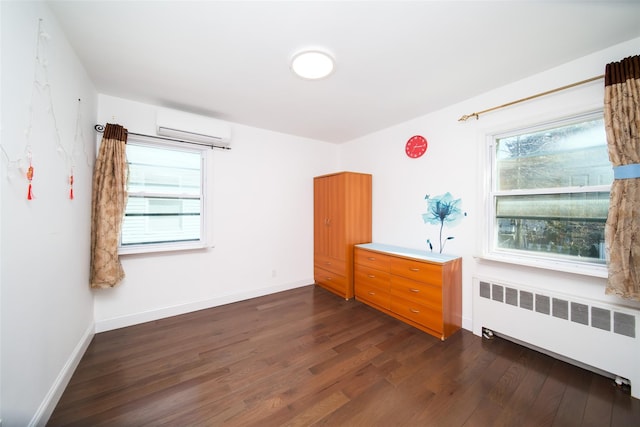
[94,124,231,150]
[457,74,605,122]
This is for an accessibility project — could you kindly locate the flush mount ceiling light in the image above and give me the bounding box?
[291,50,335,80]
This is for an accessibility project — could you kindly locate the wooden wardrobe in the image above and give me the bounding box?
[313,172,372,299]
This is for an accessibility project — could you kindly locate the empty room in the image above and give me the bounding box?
[1,1,640,426]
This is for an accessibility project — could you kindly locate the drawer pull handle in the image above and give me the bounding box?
[325,262,332,266]
[410,308,420,313]
[409,268,420,272]
[326,277,332,281]
[410,288,420,293]
[368,274,376,278]
[367,257,376,261]
[368,291,376,295]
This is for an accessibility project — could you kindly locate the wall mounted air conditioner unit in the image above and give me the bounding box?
[156,108,232,148]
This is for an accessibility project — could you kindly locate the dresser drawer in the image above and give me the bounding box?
[356,281,391,310]
[355,248,391,272]
[391,275,442,311]
[355,265,390,291]
[391,295,442,333]
[314,266,347,295]
[390,257,442,285]
[315,254,346,276]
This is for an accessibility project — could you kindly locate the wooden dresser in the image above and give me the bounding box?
[314,172,372,300]
[354,243,462,340]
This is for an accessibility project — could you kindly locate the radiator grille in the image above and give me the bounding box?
[552,298,568,320]
[615,312,636,338]
[478,280,635,338]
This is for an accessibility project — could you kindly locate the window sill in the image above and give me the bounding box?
[119,241,211,256]
[475,252,608,278]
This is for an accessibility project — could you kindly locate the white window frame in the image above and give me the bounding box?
[482,110,610,278]
[119,136,210,255]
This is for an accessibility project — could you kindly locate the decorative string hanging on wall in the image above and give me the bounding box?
[0,19,51,198]
[0,18,92,200]
[22,17,51,200]
[68,98,92,199]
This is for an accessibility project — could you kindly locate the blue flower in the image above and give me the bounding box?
[422,192,465,253]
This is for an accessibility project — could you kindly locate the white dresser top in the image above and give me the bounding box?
[355,243,461,264]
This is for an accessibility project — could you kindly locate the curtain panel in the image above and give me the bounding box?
[90,123,128,289]
[604,55,640,301]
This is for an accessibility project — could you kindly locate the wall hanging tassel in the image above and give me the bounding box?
[26,157,34,200]
[69,170,74,199]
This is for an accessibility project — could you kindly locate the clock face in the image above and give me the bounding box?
[405,135,428,158]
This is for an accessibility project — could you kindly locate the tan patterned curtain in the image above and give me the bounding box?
[90,123,128,289]
[604,55,640,301]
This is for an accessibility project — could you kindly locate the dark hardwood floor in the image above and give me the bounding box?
[49,285,640,426]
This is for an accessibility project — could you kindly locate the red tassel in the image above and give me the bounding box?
[70,188,74,200]
[26,165,34,200]
[69,174,74,200]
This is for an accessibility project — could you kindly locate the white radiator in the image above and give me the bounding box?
[472,277,639,399]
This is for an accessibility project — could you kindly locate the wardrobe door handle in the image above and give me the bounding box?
[409,268,420,272]
[410,288,420,293]
[410,308,420,314]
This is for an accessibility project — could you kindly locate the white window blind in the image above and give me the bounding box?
[120,140,207,254]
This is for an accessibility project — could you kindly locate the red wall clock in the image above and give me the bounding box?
[405,135,428,158]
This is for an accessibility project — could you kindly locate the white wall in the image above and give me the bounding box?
[341,37,640,330]
[0,2,97,426]
[93,95,340,331]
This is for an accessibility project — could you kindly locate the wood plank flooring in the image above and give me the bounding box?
[49,285,640,426]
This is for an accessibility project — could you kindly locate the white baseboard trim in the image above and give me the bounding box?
[30,322,94,427]
[95,279,313,333]
[462,315,472,332]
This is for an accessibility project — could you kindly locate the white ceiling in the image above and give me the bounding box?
[47,1,640,143]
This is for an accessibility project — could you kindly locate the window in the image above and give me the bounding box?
[487,111,611,273]
[120,139,207,254]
